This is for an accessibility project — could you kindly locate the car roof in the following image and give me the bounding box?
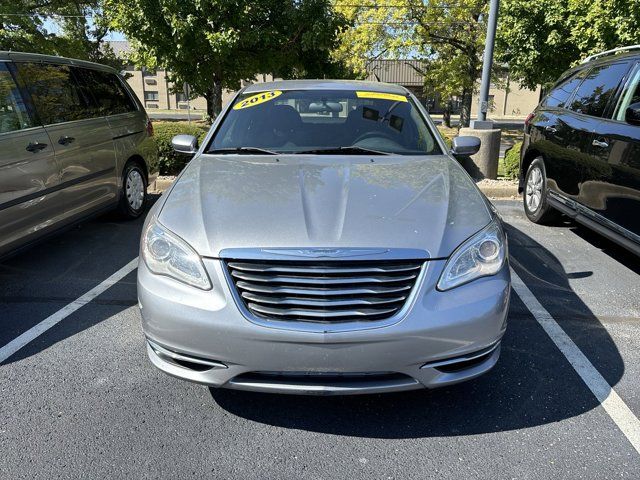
[242,79,410,95]
[0,51,116,73]
[571,51,640,74]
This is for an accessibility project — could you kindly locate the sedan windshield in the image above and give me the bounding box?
[208,89,441,155]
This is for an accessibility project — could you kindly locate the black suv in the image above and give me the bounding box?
[520,46,640,255]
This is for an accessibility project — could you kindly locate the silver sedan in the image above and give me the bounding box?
[137,80,510,395]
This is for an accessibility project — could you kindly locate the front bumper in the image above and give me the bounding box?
[138,257,510,395]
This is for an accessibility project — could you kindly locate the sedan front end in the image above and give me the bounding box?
[137,81,510,395]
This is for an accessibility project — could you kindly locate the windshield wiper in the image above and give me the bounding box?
[294,146,392,155]
[206,147,277,155]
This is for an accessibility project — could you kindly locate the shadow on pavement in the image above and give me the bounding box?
[209,222,625,439]
[569,223,640,276]
[0,196,159,364]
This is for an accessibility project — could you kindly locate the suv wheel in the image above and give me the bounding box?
[523,157,558,224]
[119,162,147,219]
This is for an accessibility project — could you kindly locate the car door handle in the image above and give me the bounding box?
[58,135,75,146]
[25,141,47,153]
[545,126,558,134]
[592,139,609,148]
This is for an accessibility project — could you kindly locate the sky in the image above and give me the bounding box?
[42,18,126,41]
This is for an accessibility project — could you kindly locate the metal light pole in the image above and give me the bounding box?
[461,0,501,180]
[473,0,500,128]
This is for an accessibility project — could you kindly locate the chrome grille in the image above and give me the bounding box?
[225,259,424,323]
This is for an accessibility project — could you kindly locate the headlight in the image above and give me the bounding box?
[142,218,212,290]
[437,218,506,291]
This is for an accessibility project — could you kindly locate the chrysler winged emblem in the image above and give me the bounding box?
[260,248,389,258]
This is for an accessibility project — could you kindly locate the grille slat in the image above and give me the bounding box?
[231,270,418,285]
[227,261,421,275]
[248,303,398,319]
[226,259,423,323]
[241,291,407,307]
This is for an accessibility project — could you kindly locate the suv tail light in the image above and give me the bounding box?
[524,112,534,132]
[146,118,154,137]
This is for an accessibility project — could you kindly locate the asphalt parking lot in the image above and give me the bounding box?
[1,198,639,479]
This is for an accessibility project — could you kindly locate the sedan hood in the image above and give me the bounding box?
[158,154,492,259]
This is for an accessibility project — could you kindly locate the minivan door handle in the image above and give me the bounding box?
[58,135,75,146]
[545,125,558,134]
[25,141,47,153]
[592,139,609,148]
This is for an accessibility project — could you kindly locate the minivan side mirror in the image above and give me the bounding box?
[451,136,481,157]
[171,134,198,155]
[624,102,640,126]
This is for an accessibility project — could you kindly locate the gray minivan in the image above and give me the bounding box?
[0,52,158,258]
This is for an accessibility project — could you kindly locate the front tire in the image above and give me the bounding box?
[523,157,558,224]
[118,162,147,219]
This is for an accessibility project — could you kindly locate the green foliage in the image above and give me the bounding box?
[503,141,522,180]
[105,0,350,117]
[333,0,490,127]
[1,1,124,70]
[153,122,209,175]
[497,0,640,89]
[436,126,454,149]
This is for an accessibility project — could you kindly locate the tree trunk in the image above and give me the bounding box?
[443,100,452,128]
[460,88,472,128]
[205,73,223,120]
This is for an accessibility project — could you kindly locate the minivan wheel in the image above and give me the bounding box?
[523,157,558,224]
[119,162,147,219]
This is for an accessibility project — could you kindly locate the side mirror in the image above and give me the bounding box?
[171,134,198,155]
[451,135,481,157]
[625,102,640,126]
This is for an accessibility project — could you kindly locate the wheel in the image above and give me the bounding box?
[523,157,558,224]
[118,162,147,219]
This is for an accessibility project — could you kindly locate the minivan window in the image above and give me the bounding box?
[16,63,90,125]
[73,68,137,116]
[568,61,630,117]
[0,63,33,133]
[543,70,586,108]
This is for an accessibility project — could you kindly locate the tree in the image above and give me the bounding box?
[106,0,349,118]
[497,0,640,90]
[1,2,56,53]
[1,1,123,69]
[333,0,490,128]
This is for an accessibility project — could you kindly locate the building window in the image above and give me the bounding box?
[146,103,159,109]
[144,91,159,101]
[176,92,188,103]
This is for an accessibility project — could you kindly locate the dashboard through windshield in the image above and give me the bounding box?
[207,89,442,155]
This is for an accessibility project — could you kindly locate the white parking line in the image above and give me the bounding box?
[511,267,640,455]
[0,258,138,364]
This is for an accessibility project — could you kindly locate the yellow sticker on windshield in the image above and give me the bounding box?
[233,90,283,110]
[356,91,408,102]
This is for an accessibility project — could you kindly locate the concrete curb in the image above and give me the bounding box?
[151,176,519,199]
[150,177,175,193]
[478,183,519,199]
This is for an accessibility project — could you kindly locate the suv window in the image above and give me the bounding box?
[73,68,137,116]
[543,70,586,108]
[613,63,640,121]
[15,63,90,125]
[0,63,33,133]
[568,61,630,117]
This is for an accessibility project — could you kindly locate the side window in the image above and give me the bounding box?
[613,64,640,121]
[16,63,90,125]
[543,70,586,108]
[0,63,33,133]
[568,61,630,117]
[74,68,137,116]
